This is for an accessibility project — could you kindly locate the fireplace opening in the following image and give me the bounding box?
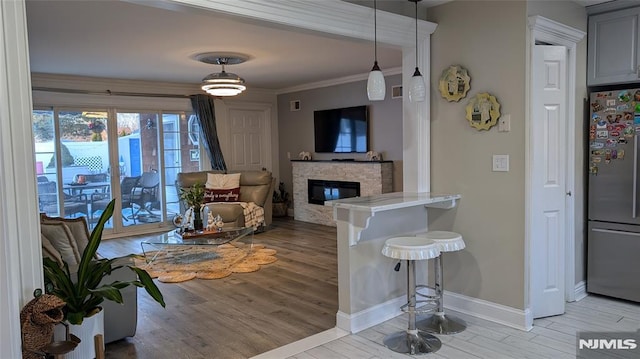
[308,179,360,205]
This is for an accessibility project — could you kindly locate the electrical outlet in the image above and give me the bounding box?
[498,114,511,132]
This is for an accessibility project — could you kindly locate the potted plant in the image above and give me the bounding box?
[179,182,205,230]
[272,181,290,217]
[42,198,165,324]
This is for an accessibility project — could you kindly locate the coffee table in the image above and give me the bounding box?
[140,227,254,263]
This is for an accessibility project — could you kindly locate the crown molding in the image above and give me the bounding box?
[277,66,402,95]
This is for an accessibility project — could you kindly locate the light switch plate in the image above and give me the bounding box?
[492,154,509,172]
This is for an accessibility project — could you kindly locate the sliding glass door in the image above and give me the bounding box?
[33,106,200,236]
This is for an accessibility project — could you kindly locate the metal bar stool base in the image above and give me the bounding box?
[417,313,467,335]
[383,330,442,355]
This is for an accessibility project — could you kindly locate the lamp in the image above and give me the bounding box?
[409,0,426,102]
[197,53,247,97]
[367,0,386,101]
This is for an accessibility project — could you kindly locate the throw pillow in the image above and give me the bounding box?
[40,214,90,253]
[205,173,241,190]
[204,187,241,203]
[40,222,81,266]
[41,234,63,267]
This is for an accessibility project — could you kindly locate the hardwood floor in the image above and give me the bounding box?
[100,218,640,359]
[98,218,338,359]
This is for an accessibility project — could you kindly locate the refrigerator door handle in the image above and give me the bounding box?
[635,134,639,218]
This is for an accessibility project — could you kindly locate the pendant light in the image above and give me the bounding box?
[409,0,426,103]
[367,0,386,101]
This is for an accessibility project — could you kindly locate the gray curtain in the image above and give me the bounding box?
[190,94,227,171]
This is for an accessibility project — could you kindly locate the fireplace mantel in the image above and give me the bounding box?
[292,161,393,226]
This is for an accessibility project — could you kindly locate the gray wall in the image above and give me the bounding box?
[427,0,587,310]
[277,75,404,206]
[427,0,528,310]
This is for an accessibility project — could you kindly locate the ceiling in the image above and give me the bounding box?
[26,0,606,93]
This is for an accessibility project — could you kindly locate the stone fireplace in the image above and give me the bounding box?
[292,160,393,226]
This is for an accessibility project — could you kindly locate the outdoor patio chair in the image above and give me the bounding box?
[90,176,140,225]
[129,171,160,224]
[38,180,88,218]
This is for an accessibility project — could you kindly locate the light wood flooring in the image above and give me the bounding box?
[98,217,338,359]
[99,218,640,359]
[283,291,640,359]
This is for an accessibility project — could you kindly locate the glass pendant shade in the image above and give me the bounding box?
[367,61,386,101]
[201,69,246,96]
[409,67,426,102]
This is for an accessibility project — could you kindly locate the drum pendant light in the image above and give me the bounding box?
[408,0,426,102]
[367,0,386,101]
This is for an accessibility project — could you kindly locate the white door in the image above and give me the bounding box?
[227,108,270,171]
[531,45,567,318]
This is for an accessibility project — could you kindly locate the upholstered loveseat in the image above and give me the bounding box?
[175,170,275,228]
[39,215,138,344]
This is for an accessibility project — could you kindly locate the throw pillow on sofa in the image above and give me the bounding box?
[206,173,241,189]
[204,187,240,203]
[41,233,64,267]
[40,222,81,266]
[40,214,91,252]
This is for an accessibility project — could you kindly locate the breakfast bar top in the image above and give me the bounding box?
[325,192,461,213]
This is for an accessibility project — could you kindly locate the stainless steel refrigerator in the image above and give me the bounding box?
[588,87,640,302]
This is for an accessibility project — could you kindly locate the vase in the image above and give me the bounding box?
[53,308,104,359]
[193,206,203,231]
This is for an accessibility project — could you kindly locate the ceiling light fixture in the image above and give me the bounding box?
[367,0,386,101]
[408,0,426,103]
[197,53,247,97]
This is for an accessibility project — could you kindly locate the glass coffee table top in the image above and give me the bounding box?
[141,227,254,263]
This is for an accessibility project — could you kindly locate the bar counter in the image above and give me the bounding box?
[325,192,461,333]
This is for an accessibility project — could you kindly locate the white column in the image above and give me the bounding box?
[0,0,43,356]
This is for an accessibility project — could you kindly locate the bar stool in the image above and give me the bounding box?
[381,236,442,355]
[416,231,466,335]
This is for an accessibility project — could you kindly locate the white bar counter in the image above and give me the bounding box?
[325,192,461,333]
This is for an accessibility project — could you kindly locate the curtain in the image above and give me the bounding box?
[190,94,227,171]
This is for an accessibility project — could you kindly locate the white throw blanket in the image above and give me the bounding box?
[239,202,265,230]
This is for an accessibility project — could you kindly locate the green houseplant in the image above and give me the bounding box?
[179,182,205,230]
[272,181,290,217]
[43,199,165,325]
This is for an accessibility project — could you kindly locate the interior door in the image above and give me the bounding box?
[531,45,567,318]
[227,108,270,171]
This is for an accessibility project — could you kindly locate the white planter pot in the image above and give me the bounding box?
[54,309,105,359]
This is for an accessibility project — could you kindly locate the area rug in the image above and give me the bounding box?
[134,243,277,283]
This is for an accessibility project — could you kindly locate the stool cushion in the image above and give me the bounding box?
[418,231,465,252]
[382,237,441,260]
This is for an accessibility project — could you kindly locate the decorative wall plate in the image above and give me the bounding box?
[465,92,501,131]
[438,65,471,102]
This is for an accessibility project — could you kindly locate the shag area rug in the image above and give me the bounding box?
[134,243,277,283]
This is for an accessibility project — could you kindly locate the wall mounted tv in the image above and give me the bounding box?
[313,105,369,153]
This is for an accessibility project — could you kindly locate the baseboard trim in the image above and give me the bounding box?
[442,291,532,331]
[574,280,588,301]
[336,295,406,333]
[336,290,531,334]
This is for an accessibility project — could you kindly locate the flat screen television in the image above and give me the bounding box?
[313,105,368,153]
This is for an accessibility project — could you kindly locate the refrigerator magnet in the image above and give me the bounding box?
[610,131,620,137]
[591,142,604,149]
[591,101,603,112]
[606,139,618,147]
[612,150,618,159]
[618,90,631,102]
[590,164,598,175]
[618,137,627,145]
[607,99,617,106]
[592,156,602,163]
[619,150,625,159]
[596,130,609,139]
